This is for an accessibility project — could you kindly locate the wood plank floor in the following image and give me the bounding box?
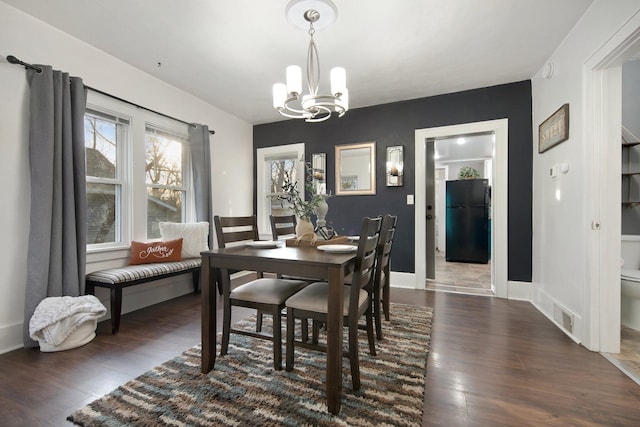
[1,289,639,426]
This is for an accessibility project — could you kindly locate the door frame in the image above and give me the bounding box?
[415,119,508,298]
[583,13,640,352]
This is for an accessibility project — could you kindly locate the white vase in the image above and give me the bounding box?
[295,218,315,238]
[315,198,329,227]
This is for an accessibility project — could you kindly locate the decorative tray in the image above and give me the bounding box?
[285,235,349,247]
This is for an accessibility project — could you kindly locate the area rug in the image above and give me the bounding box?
[68,303,432,427]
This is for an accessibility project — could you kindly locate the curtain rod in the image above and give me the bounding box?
[6,55,215,135]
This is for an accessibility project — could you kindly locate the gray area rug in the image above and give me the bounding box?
[68,303,432,426]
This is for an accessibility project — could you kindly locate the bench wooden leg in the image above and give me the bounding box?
[192,268,201,293]
[111,287,123,334]
[85,281,95,296]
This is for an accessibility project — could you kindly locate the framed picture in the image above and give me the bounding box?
[539,103,569,153]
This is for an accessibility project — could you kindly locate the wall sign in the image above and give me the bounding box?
[539,103,569,153]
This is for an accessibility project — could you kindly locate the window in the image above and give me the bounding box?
[266,155,298,217]
[84,92,193,253]
[145,126,188,238]
[256,143,305,235]
[84,110,128,246]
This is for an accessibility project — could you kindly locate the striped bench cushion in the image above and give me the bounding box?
[86,258,201,285]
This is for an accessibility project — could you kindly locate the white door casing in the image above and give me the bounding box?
[415,119,508,297]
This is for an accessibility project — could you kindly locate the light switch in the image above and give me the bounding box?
[407,194,414,205]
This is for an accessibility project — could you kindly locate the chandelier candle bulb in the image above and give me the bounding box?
[273,83,287,109]
[330,67,346,95]
[286,65,302,95]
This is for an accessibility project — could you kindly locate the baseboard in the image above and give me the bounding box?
[507,281,531,301]
[0,321,24,354]
[531,287,582,345]
[390,271,418,289]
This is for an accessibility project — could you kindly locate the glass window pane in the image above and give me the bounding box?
[85,116,117,179]
[87,183,118,244]
[267,158,296,217]
[145,133,182,186]
[147,188,184,238]
[268,159,296,195]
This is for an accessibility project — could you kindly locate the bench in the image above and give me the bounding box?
[85,258,201,334]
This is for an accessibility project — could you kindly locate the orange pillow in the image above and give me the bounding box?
[129,238,183,265]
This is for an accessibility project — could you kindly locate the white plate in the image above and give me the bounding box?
[246,240,281,249]
[317,244,357,254]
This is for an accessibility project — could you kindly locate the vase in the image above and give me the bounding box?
[315,198,329,227]
[295,218,315,238]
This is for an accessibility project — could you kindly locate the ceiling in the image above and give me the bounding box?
[2,0,593,125]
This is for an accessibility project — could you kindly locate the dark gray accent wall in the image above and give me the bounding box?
[254,80,533,282]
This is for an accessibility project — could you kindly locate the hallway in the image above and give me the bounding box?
[426,251,493,296]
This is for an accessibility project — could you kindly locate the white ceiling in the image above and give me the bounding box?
[2,0,593,125]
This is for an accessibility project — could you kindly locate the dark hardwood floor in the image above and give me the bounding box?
[1,288,639,426]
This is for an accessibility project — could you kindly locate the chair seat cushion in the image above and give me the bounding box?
[231,278,308,305]
[285,281,368,316]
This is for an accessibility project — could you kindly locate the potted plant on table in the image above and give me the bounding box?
[279,162,329,238]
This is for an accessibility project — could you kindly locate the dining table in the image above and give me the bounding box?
[200,242,357,415]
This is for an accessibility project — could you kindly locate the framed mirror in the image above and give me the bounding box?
[311,153,326,194]
[335,141,376,195]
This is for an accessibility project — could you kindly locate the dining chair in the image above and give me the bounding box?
[342,214,397,340]
[214,215,308,370]
[372,214,397,339]
[269,214,297,240]
[381,215,397,321]
[285,216,381,391]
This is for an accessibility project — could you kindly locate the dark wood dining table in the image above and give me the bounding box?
[200,243,357,415]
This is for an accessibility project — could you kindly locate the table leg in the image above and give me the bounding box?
[326,265,344,415]
[201,255,216,373]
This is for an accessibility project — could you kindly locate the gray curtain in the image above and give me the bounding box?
[189,124,214,249]
[23,66,87,347]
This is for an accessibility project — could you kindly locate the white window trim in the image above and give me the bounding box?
[256,143,305,237]
[85,91,193,262]
[85,102,132,253]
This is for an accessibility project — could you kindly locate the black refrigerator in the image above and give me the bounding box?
[445,179,490,263]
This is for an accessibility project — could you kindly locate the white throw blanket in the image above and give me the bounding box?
[29,295,106,347]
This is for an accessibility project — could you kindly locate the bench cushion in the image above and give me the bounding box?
[86,258,201,285]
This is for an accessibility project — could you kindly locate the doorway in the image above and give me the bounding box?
[415,119,508,298]
[427,133,495,296]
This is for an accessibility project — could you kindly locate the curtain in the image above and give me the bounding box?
[189,124,214,249]
[23,66,87,347]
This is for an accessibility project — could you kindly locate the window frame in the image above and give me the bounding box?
[84,105,131,253]
[256,143,305,237]
[84,91,193,259]
[144,122,191,239]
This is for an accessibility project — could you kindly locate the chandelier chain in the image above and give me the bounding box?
[307,22,320,97]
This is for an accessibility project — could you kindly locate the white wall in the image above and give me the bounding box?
[531,1,640,348]
[0,3,253,353]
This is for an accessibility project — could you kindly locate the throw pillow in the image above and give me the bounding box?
[129,238,183,265]
[159,221,209,258]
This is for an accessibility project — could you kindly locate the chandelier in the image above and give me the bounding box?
[272,0,348,123]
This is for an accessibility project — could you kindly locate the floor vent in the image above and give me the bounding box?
[553,304,574,334]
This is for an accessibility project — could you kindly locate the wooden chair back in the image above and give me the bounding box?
[375,214,398,291]
[214,215,259,248]
[349,217,382,314]
[269,214,297,240]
